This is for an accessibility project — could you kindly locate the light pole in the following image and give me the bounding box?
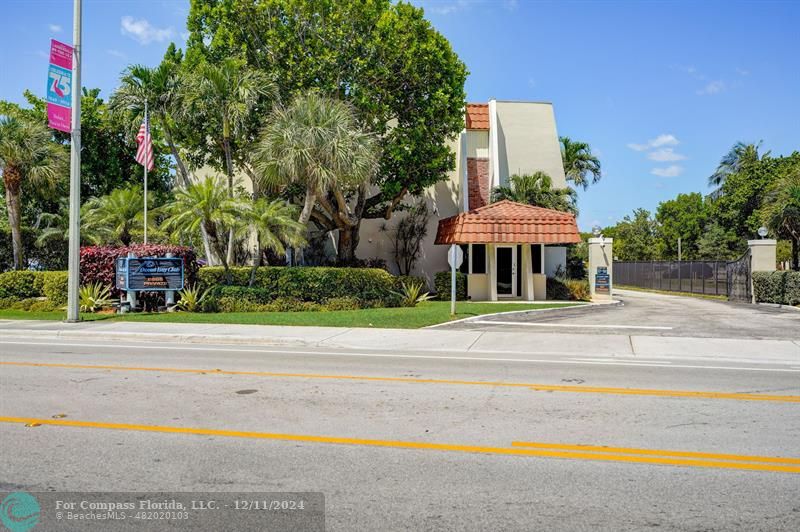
[65,0,82,322]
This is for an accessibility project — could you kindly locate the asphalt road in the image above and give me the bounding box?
[1,337,799,531]
[442,289,800,339]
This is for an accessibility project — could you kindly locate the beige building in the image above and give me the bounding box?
[358,99,578,300]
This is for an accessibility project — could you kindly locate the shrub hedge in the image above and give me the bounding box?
[197,266,395,304]
[753,271,800,305]
[0,271,40,300]
[547,277,591,301]
[434,271,467,300]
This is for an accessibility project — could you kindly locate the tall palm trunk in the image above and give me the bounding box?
[295,185,316,266]
[222,128,236,266]
[3,166,24,270]
[160,112,215,264]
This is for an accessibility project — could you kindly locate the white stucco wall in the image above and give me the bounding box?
[545,246,567,277]
[494,101,566,188]
[356,137,462,286]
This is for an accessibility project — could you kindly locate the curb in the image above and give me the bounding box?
[424,299,622,329]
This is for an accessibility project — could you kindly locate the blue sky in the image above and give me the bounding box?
[2,0,799,230]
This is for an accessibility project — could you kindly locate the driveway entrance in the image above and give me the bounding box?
[442,289,800,340]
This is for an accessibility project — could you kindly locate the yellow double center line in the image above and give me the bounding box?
[1,416,798,474]
[2,361,799,403]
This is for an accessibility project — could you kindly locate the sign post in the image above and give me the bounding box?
[65,0,82,322]
[447,244,464,315]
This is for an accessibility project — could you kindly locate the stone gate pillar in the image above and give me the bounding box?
[588,237,613,301]
[748,239,777,272]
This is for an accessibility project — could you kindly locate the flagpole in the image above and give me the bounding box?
[143,101,148,244]
[65,0,82,322]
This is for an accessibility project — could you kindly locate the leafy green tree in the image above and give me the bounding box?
[0,115,67,269]
[760,155,800,270]
[709,152,777,240]
[183,57,276,264]
[560,136,601,190]
[708,141,768,188]
[655,192,708,259]
[613,208,659,261]
[10,89,171,199]
[186,0,467,260]
[491,172,577,213]
[253,91,378,263]
[695,222,742,260]
[162,176,246,273]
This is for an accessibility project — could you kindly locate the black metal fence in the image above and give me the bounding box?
[613,260,729,296]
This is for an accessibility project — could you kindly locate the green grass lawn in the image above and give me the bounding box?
[0,301,580,329]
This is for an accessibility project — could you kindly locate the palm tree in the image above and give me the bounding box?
[246,198,307,285]
[35,198,103,248]
[253,91,377,263]
[560,136,601,190]
[0,115,66,269]
[162,176,246,273]
[112,61,190,187]
[761,168,800,270]
[491,172,577,214]
[708,141,769,188]
[184,58,277,264]
[81,186,152,246]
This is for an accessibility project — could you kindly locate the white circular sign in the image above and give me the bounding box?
[448,245,464,269]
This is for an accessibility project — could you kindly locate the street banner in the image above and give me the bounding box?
[46,39,73,133]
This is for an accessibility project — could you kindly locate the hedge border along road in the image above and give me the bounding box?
[753,271,800,306]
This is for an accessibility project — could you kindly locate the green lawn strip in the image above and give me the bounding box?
[0,301,580,329]
[615,285,728,301]
[0,310,110,321]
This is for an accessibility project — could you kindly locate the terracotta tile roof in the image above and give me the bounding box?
[435,200,582,245]
[465,103,489,130]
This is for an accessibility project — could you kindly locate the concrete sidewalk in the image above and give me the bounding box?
[1,318,799,366]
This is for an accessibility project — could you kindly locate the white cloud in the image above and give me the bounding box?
[107,49,127,59]
[735,67,749,76]
[647,148,686,162]
[651,165,684,177]
[121,16,174,44]
[627,134,679,152]
[36,50,48,59]
[48,24,62,33]
[503,0,519,10]
[697,80,725,95]
[527,77,537,88]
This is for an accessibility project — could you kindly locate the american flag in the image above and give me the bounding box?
[135,113,154,171]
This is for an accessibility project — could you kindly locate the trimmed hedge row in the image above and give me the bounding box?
[753,271,800,306]
[434,271,467,300]
[205,286,368,313]
[0,271,68,304]
[197,266,396,304]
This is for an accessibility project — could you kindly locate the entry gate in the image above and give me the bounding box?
[725,249,752,303]
[614,251,752,302]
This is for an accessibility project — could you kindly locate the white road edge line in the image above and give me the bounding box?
[0,340,798,373]
[470,320,674,330]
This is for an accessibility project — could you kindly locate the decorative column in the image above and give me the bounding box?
[521,244,534,301]
[487,244,497,301]
[588,237,613,301]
